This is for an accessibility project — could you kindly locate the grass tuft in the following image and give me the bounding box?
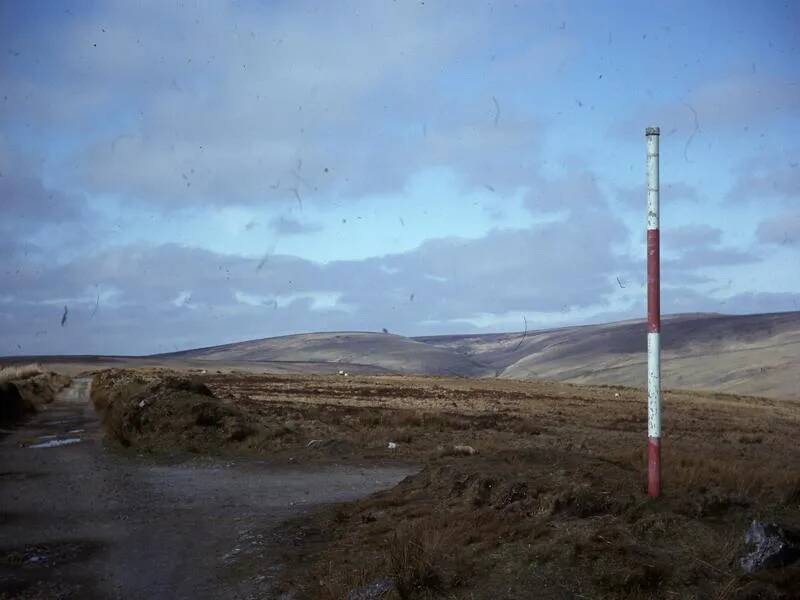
[0,363,45,384]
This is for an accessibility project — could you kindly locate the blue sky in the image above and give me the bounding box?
[1,0,798,355]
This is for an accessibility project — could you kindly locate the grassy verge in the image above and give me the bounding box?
[274,448,800,599]
[0,365,71,426]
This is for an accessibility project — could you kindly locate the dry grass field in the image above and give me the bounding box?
[90,368,800,599]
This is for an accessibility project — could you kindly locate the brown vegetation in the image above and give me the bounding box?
[90,370,261,453]
[0,363,46,384]
[0,366,71,427]
[89,368,800,597]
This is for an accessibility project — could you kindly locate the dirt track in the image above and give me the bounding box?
[0,378,415,599]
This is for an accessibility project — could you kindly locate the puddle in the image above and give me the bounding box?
[29,438,82,449]
[26,554,46,564]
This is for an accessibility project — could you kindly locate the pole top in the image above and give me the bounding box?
[645,126,660,136]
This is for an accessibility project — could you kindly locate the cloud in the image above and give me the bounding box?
[0,199,634,354]
[665,247,757,271]
[663,287,800,316]
[615,74,800,140]
[2,2,799,355]
[726,157,800,204]
[0,137,84,230]
[0,162,630,353]
[0,1,560,212]
[525,168,602,215]
[665,224,722,249]
[0,1,499,207]
[658,224,760,285]
[269,216,322,236]
[0,136,98,266]
[5,220,792,356]
[616,181,700,210]
[756,212,800,247]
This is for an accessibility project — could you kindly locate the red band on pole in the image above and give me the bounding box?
[647,437,661,497]
[647,229,660,334]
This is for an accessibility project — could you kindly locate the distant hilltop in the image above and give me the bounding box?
[152,311,800,400]
[3,311,798,400]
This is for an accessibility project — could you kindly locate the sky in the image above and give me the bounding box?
[1,0,799,356]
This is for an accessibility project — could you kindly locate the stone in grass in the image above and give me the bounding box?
[451,444,477,456]
[739,520,800,573]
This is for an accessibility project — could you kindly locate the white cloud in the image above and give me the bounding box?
[171,290,193,307]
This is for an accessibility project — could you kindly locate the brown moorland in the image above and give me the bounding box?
[90,369,800,599]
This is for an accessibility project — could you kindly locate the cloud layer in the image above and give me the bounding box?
[1,1,799,355]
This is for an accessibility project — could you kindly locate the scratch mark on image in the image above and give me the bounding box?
[512,316,528,352]
[292,169,313,190]
[616,276,627,289]
[60,305,68,327]
[110,134,135,153]
[492,96,500,127]
[289,187,302,210]
[90,294,100,318]
[683,103,699,163]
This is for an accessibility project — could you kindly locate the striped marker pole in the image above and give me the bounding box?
[646,126,661,498]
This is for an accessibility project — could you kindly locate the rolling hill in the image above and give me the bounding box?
[152,311,800,400]
[155,331,491,377]
[6,311,798,400]
[416,311,800,399]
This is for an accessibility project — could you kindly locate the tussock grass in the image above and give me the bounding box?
[388,520,452,598]
[0,363,45,384]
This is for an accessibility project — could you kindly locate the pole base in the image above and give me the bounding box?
[647,436,661,497]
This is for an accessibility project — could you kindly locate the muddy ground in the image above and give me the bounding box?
[85,369,800,599]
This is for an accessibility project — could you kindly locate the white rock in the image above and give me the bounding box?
[387,441,397,449]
